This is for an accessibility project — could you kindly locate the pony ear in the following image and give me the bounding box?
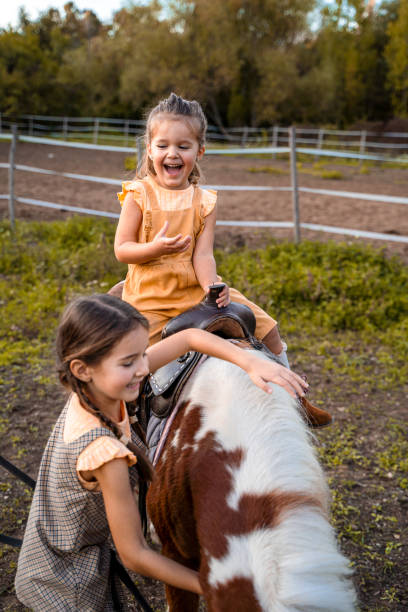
[70,359,92,383]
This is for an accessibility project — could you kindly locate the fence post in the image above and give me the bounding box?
[359,130,367,156]
[289,126,300,244]
[272,125,278,159]
[359,129,367,168]
[136,136,143,173]
[241,126,248,147]
[93,118,99,145]
[63,116,68,140]
[8,124,18,230]
[315,128,325,161]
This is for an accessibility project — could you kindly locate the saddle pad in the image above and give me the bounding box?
[149,351,199,396]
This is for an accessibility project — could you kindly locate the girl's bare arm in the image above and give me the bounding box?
[192,208,230,307]
[147,328,308,398]
[192,207,218,286]
[94,458,202,594]
[114,192,191,264]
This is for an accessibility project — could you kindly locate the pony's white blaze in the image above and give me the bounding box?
[181,355,356,611]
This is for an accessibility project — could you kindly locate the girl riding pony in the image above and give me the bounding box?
[114,92,331,427]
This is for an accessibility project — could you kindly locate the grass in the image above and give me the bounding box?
[0,218,407,610]
[0,218,126,368]
[247,165,288,175]
[1,220,407,373]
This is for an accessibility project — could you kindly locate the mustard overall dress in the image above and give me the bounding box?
[118,176,276,344]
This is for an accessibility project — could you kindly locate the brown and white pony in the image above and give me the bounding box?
[147,351,357,612]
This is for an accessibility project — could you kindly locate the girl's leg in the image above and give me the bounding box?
[146,311,173,345]
[262,326,286,360]
[108,282,169,344]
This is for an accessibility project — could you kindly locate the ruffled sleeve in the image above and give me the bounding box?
[77,436,137,491]
[117,180,144,211]
[201,188,217,218]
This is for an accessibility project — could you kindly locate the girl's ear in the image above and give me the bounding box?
[70,359,92,383]
[146,143,152,159]
[197,145,205,160]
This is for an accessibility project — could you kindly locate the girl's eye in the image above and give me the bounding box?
[123,361,133,368]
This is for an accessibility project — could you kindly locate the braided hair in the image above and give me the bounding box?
[56,294,153,482]
[138,92,207,185]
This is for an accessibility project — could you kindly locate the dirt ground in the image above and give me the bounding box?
[1,140,408,261]
[0,141,407,611]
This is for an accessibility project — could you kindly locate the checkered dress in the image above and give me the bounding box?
[15,402,141,611]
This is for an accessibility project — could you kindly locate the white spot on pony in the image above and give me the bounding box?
[208,509,355,612]
[170,427,180,450]
[184,355,328,511]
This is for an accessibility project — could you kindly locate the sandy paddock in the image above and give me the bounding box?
[1,140,407,261]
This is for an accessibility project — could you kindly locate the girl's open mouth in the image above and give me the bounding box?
[164,164,183,175]
[127,381,140,392]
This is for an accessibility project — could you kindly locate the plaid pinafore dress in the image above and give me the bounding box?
[15,402,141,611]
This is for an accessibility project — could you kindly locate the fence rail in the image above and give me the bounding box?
[1,114,408,156]
[1,126,407,244]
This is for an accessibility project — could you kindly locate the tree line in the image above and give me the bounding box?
[0,0,407,129]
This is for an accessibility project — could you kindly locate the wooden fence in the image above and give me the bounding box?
[1,114,408,156]
[1,127,408,245]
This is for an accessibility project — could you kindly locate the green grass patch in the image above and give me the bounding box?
[215,240,407,335]
[319,169,344,179]
[381,158,408,170]
[0,218,126,369]
[296,162,344,179]
[247,166,288,175]
[1,219,406,388]
[124,155,137,171]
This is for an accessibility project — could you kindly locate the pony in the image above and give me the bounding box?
[146,351,357,612]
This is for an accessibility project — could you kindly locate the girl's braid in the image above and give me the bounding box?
[126,401,148,447]
[67,371,153,482]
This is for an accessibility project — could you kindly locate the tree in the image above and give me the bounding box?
[385,0,408,116]
[166,0,314,128]
[0,3,104,116]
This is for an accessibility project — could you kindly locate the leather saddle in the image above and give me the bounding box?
[139,285,257,421]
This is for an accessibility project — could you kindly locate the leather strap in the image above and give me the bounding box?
[149,351,199,395]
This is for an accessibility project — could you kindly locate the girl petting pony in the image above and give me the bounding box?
[114,92,331,427]
[15,294,307,611]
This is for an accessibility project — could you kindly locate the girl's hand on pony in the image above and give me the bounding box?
[153,221,192,256]
[245,353,309,399]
